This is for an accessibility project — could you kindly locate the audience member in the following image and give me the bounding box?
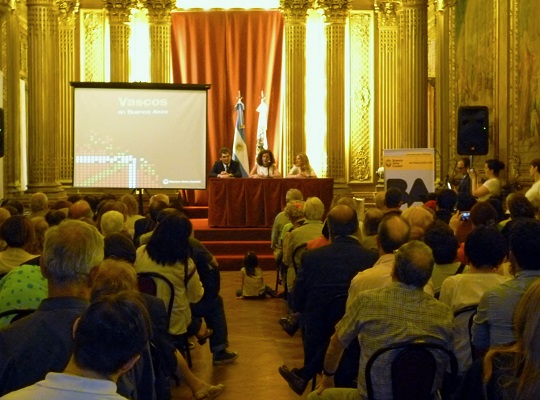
[424,220,462,294]
[68,200,94,221]
[310,241,453,400]
[134,214,204,336]
[133,199,168,247]
[50,200,72,216]
[360,208,384,252]
[401,205,434,241]
[374,191,386,210]
[27,216,48,256]
[472,218,540,354]
[470,159,505,201]
[120,194,145,238]
[271,189,303,258]
[347,214,411,307]
[288,152,317,178]
[249,149,281,178]
[0,220,106,396]
[209,147,242,178]
[279,205,378,395]
[436,188,457,224]
[455,278,540,400]
[0,216,39,274]
[1,292,150,400]
[282,197,324,292]
[44,209,67,227]
[236,251,275,298]
[384,187,403,214]
[95,200,128,234]
[499,193,535,236]
[525,158,540,200]
[28,192,49,219]
[0,200,23,216]
[92,259,225,400]
[439,226,510,373]
[100,210,127,237]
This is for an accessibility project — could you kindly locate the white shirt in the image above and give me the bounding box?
[525,180,540,200]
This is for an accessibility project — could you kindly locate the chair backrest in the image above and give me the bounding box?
[0,308,36,323]
[137,272,176,318]
[365,341,458,400]
[453,304,478,362]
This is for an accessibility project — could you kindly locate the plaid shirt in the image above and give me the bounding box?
[336,282,453,400]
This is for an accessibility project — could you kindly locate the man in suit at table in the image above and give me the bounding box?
[209,147,242,178]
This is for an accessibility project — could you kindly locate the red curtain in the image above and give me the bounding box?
[171,11,284,205]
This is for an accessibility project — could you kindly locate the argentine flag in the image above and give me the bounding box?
[233,99,250,177]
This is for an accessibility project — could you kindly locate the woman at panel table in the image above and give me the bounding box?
[287,153,317,178]
[249,149,282,178]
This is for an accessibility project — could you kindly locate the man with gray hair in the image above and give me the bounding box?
[271,188,304,257]
[29,192,49,218]
[0,220,104,396]
[309,241,453,400]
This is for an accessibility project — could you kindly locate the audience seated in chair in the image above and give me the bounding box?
[472,218,540,356]
[92,258,224,400]
[279,204,378,395]
[1,291,151,400]
[455,278,540,400]
[439,226,510,374]
[0,219,155,399]
[309,240,453,400]
[271,189,304,260]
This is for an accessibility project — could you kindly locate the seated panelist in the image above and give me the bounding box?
[209,147,242,178]
[249,149,281,178]
[288,152,317,178]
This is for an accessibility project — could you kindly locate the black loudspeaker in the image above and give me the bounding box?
[0,108,4,158]
[457,106,489,155]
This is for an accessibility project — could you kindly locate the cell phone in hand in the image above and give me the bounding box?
[461,211,471,221]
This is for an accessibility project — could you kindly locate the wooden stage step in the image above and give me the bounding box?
[190,216,275,271]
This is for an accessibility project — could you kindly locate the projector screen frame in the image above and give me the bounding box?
[70,81,211,190]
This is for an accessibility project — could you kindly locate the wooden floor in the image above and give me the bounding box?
[171,271,311,400]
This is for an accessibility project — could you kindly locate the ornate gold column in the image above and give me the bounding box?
[280,0,313,171]
[434,0,451,176]
[398,0,428,148]
[320,0,350,183]
[1,0,25,196]
[144,0,175,83]
[26,0,64,195]
[104,0,133,82]
[57,0,78,184]
[374,1,399,153]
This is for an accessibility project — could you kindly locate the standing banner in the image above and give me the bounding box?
[383,148,435,207]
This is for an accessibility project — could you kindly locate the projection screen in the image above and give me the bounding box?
[71,82,210,190]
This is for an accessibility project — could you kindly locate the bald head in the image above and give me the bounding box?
[393,240,434,288]
[377,214,410,254]
[69,200,94,220]
[374,192,386,210]
[30,192,48,212]
[327,205,358,239]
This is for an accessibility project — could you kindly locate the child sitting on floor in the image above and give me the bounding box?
[236,251,276,298]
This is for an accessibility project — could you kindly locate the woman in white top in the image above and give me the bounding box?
[134,213,204,335]
[525,158,540,200]
[249,149,281,178]
[470,159,505,201]
[288,153,317,178]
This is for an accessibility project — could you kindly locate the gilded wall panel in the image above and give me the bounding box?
[510,0,540,185]
[450,0,497,168]
[349,11,373,182]
[81,9,106,82]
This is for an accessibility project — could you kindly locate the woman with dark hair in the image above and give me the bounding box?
[455,278,540,399]
[288,152,317,178]
[525,158,540,200]
[249,149,281,178]
[134,214,204,336]
[470,159,505,201]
